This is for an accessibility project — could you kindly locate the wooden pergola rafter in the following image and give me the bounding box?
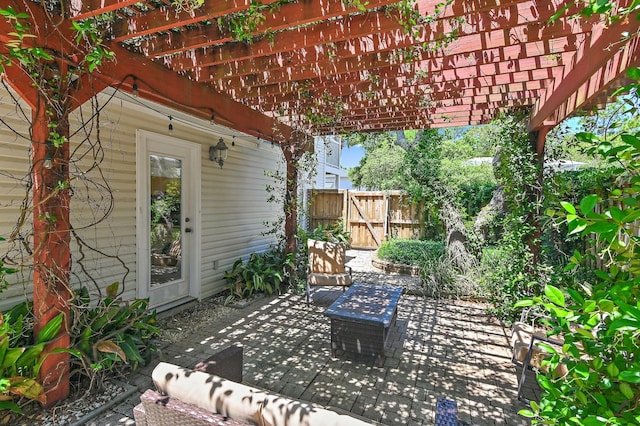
[47,0,640,136]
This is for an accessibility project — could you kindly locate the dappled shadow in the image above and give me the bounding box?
[155,292,532,425]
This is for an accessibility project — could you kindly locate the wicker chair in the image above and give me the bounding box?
[306,239,352,305]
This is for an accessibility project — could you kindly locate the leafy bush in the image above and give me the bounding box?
[70,282,159,387]
[377,238,444,266]
[0,304,64,413]
[457,181,497,219]
[224,248,295,303]
[517,69,640,424]
[297,221,351,248]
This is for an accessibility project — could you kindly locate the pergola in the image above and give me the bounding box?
[0,0,638,406]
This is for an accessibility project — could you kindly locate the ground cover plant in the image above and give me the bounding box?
[377,238,444,266]
[224,247,295,303]
[0,282,158,414]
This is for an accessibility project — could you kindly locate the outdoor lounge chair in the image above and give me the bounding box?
[306,239,352,305]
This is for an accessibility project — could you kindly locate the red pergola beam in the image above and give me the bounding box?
[170,8,589,73]
[240,80,547,108]
[232,53,562,106]
[226,58,554,100]
[244,80,544,110]
[530,15,640,129]
[251,88,543,113]
[136,0,401,57]
[219,61,561,102]
[204,25,584,89]
[68,0,141,20]
[98,42,295,143]
[203,34,577,86]
[110,0,283,41]
[140,0,537,57]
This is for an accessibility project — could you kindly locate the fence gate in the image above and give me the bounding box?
[308,190,423,249]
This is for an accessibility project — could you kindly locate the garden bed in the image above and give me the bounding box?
[371,251,421,276]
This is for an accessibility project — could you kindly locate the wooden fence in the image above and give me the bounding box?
[307,190,423,249]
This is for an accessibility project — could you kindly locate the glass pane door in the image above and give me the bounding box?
[149,155,182,286]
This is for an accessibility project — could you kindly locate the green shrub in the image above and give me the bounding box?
[224,248,295,303]
[297,221,351,248]
[517,70,640,424]
[70,282,159,385]
[377,238,444,266]
[0,304,64,413]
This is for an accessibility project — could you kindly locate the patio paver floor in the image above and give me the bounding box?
[85,251,536,425]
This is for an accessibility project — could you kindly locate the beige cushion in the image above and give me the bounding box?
[151,362,372,426]
[308,239,346,274]
[511,323,567,376]
[307,273,352,287]
[258,394,370,426]
[152,362,265,424]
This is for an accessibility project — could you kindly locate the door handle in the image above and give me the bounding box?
[185,228,192,233]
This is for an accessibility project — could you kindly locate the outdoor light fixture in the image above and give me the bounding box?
[168,116,174,134]
[209,138,228,168]
[43,142,54,170]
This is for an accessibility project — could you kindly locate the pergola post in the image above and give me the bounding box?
[31,93,72,407]
[526,125,552,266]
[281,140,302,256]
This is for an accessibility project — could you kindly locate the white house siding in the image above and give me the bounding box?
[0,86,283,310]
[0,88,33,310]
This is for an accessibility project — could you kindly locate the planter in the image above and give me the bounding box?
[371,251,421,276]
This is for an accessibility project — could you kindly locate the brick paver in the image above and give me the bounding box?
[86,251,532,426]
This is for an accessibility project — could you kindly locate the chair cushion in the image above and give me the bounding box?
[511,323,567,376]
[151,363,372,425]
[308,239,346,274]
[152,362,265,424]
[307,273,352,287]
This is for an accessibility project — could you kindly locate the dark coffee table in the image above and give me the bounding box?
[324,283,402,366]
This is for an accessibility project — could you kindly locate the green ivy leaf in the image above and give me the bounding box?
[561,201,576,215]
[514,299,535,307]
[545,285,565,307]
[583,300,597,313]
[580,194,599,214]
[598,299,615,313]
[619,382,635,399]
[518,409,536,417]
[619,370,640,384]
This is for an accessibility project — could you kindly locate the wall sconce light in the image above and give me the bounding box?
[209,138,228,168]
[43,141,54,170]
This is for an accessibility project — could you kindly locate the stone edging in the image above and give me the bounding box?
[371,251,421,276]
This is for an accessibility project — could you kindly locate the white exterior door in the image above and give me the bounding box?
[136,130,201,310]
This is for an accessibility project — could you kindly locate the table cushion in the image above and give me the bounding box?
[324,283,402,327]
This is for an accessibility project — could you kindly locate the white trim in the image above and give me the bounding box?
[135,130,202,308]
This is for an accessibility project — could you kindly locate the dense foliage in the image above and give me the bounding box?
[478,109,551,321]
[377,238,444,266]
[0,282,158,413]
[69,283,159,386]
[517,68,640,425]
[224,248,295,303]
[0,304,63,413]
